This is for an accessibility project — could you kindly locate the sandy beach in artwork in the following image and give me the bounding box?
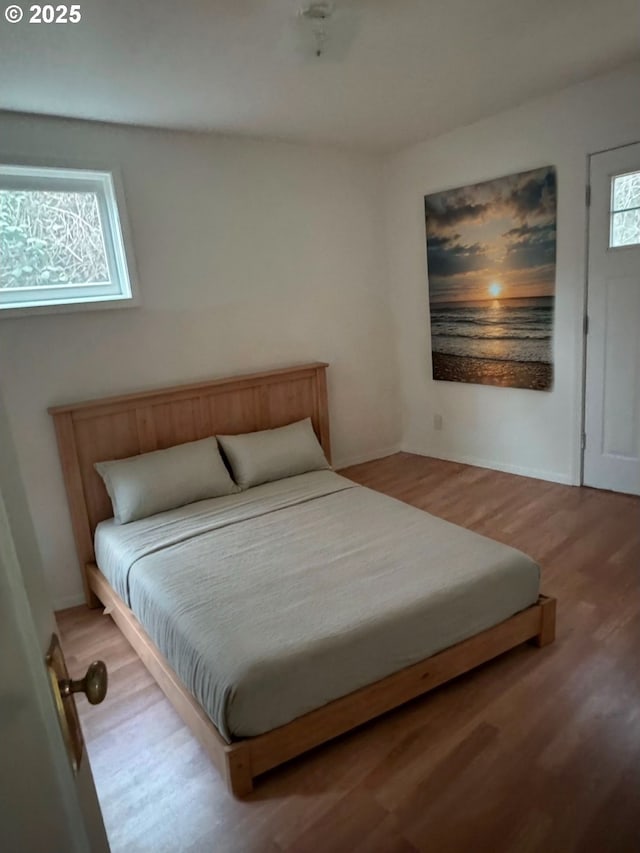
[432,352,552,391]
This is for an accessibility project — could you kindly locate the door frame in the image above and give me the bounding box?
[580,140,640,487]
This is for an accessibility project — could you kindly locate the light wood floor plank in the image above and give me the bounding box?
[57,453,640,853]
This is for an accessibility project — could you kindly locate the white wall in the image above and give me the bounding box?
[385,61,640,485]
[0,113,400,608]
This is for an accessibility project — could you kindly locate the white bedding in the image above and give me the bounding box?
[95,470,539,740]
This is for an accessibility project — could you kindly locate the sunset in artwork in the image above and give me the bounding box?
[424,166,556,391]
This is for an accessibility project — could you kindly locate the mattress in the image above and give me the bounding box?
[94,470,539,741]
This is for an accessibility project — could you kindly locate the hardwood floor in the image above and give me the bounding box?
[57,453,640,853]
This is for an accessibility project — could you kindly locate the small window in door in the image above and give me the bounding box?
[610,170,640,248]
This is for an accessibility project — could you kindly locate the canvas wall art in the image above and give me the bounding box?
[424,166,556,390]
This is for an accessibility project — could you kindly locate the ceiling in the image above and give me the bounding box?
[1,0,639,152]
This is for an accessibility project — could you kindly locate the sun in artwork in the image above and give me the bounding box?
[488,281,502,298]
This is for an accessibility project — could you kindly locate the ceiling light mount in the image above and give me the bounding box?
[298,2,335,57]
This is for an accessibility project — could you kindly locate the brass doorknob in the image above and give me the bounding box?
[59,660,108,705]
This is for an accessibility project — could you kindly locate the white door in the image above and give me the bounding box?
[584,143,640,495]
[0,395,110,853]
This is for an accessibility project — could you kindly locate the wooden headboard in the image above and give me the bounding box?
[49,362,330,606]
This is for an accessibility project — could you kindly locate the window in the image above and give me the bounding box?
[610,170,640,248]
[0,163,138,313]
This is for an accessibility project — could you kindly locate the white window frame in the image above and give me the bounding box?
[608,168,640,250]
[0,162,140,316]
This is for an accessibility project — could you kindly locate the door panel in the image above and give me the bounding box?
[584,143,640,495]
[602,276,640,457]
[0,395,110,852]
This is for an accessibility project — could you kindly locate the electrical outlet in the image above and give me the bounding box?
[433,413,443,431]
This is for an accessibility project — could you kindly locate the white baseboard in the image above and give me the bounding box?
[335,445,402,470]
[401,445,576,486]
[53,592,86,612]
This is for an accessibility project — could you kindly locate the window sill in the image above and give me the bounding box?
[0,293,141,319]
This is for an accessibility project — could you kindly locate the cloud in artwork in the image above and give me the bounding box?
[425,233,489,278]
[424,165,557,303]
[424,167,557,233]
[507,169,556,221]
[503,221,556,270]
[424,198,491,228]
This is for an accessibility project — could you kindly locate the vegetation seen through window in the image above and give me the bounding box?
[0,190,110,290]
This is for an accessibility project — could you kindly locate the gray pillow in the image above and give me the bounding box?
[217,418,330,489]
[94,437,240,524]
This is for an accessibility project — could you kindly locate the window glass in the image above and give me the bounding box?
[612,171,640,212]
[610,171,640,248]
[0,190,110,289]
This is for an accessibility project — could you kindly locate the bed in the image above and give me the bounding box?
[49,362,555,796]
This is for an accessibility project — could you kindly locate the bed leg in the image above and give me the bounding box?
[531,595,556,647]
[83,564,103,609]
[83,584,102,609]
[224,745,254,798]
[86,590,102,609]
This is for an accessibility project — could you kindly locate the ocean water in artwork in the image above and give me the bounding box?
[430,296,553,364]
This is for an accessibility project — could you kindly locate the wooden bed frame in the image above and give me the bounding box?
[49,362,556,797]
